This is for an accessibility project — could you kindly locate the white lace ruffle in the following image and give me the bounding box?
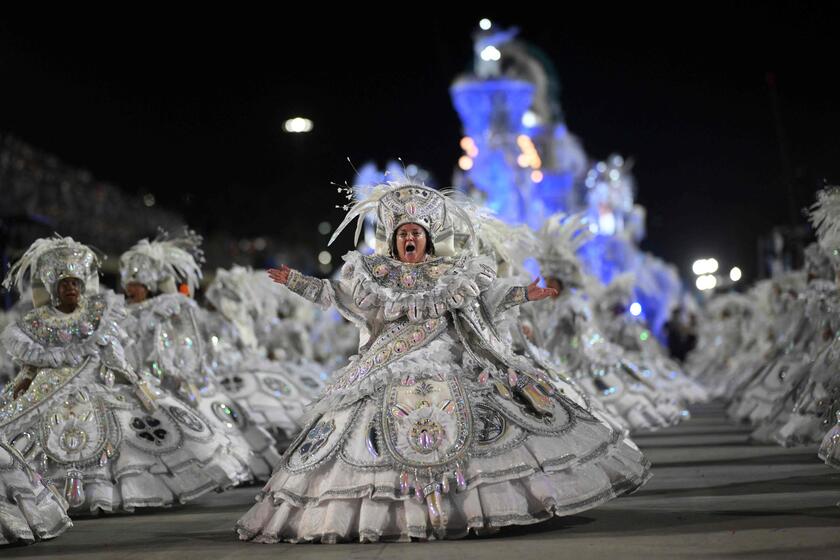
[237,397,650,543]
[341,252,495,323]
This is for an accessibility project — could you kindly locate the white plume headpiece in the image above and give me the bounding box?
[536,212,594,287]
[120,228,204,294]
[2,235,100,306]
[809,186,840,268]
[205,265,287,323]
[329,181,476,257]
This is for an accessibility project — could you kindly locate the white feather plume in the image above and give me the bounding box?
[329,182,396,248]
[2,235,100,295]
[120,228,204,293]
[329,182,478,256]
[535,212,594,285]
[809,186,840,262]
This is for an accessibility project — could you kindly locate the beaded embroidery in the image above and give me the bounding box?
[19,295,106,348]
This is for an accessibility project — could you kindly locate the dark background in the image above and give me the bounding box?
[1,5,837,281]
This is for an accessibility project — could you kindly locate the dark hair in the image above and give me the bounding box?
[391,224,435,258]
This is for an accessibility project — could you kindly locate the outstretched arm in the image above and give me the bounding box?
[268,263,366,325]
[488,277,559,318]
[268,265,327,304]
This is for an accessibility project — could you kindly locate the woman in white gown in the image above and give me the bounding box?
[519,214,684,431]
[749,244,837,444]
[201,266,318,446]
[119,231,281,479]
[805,187,840,471]
[592,274,702,411]
[0,236,251,513]
[686,291,766,400]
[237,184,650,543]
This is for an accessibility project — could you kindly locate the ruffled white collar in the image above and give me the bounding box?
[341,252,497,322]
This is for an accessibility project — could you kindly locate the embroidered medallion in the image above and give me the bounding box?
[169,405,207,433]
[296,419,335,462]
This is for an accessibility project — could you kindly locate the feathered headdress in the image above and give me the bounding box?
[329,182,476,257]
[2,235,101,306]
[809,186,840,269]
[536,212,594,288]
[120,228,204,295]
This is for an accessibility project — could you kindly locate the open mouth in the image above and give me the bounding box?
[405,243,416,255]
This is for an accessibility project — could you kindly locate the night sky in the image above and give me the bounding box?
[1,6,837,282]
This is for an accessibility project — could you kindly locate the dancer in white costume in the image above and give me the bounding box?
[749,245,837,444]
[201,266,315,445]
[686,291,765,400]
[805,187,840,470]
[0,432,71,545]
[592,274,691,422]
[458,207,626,435]
[0,236,250,513]
[243,268,338,393]
[119,231,281,479]
[520,214,681,430]
[237,184,650,543]
[726,271,808,425]
[262,275,358,376]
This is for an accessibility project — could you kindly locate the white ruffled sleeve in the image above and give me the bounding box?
[482,276,530,318]
[284,253,375,327]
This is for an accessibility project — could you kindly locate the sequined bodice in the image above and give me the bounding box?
[18,295,106,347]
[361,255,471,292]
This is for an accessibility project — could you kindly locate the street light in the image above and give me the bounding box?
[695,274,717,291]
[692,258,719,275]
[283,117,313,133]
